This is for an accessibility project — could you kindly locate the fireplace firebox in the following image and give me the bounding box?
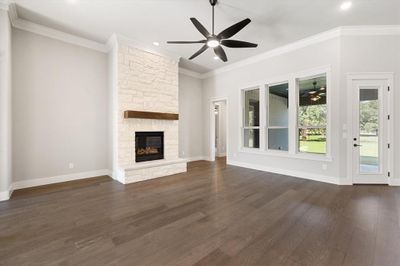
[135,132,164,162]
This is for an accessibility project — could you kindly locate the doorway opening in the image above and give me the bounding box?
[210,99,227,161]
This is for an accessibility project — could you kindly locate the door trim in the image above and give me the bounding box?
[209,98,228,162]
[346,73,394,185]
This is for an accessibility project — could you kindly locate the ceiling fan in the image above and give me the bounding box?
[167,0,258,62]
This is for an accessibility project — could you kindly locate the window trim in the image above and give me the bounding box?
[238,66,332,161]
[240,87,261,149]
[295,70,331,158]
[266,81,290,152]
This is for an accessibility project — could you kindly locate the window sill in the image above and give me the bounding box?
[239,148,333,162]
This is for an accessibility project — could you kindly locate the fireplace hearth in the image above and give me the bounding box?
[135,132,164,162]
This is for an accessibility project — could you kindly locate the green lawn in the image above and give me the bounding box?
[299,135,326,154]
[360,135,378,166]
[299,135,378,166]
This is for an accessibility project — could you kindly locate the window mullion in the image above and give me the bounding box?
[260,85,267,151]
[288,77,297,155]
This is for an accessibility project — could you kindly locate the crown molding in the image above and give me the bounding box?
[8,2,17,22]
[8,3,107,53]
[340,25,400,36]
[201,27,341,79]
[4,5,399,74]
[106,33,118,51]
[0,0,10,11]
[179,68,203,79]
[10,17,108,53]
[109,33,180,62]
[201,25,400,79]
[7,3,182,59]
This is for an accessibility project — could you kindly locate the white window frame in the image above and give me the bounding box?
[295,68,332,159]
[265,81,290,153]
[240,87,261,150]
[239,66,332,162]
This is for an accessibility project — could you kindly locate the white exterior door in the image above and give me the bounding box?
[351,78,390,184]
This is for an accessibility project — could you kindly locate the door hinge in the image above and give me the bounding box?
[388,171,391,177]
[388,143,391,149]
[388,115,390,120]
[388,86,390,92]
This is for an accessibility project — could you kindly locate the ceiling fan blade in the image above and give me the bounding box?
[190,18,211,38]
[167,40,207,44]
[217,18,251,39]
[214,46,227,62]
[189,44,209,60]
[221,39,258,48]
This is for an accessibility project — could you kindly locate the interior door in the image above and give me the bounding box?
[352,79,388,184]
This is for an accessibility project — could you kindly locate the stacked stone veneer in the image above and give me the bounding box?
[115,42,186,183]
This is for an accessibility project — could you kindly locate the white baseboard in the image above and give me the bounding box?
[12,169,111,191]
[389,178,400,186]
[186,156,209,162]
[227,159,342,185]
[0,188,12,202]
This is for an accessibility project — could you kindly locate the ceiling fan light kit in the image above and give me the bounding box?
[167,0,258,62]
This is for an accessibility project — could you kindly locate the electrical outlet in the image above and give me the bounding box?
[69,163,74,169]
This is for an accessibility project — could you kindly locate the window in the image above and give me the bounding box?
[297,74,327,154]
[243,88,260,148]
[267,82,289,151]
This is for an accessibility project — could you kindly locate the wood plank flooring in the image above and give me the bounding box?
[1,158,400,265]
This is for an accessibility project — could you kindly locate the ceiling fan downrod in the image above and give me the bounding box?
[210,0,217,35]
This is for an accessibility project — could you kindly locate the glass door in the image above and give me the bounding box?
[352,80,387,184]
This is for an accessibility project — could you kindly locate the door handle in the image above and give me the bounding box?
[353,144,362,147]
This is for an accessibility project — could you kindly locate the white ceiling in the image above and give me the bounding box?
[13,0,400,73]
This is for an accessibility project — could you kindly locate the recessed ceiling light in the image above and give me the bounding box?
[153,42,160,46]
[213,56,220,60]
[340,1,352,10]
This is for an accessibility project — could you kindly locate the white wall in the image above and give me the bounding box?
[340,35,400,180]
[178,73,204,160]
[0,8,12,199]
[202,37,343,183]
[12,28,109,182]
[202,34,400,184]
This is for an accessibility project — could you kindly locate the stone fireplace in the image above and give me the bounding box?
[135,131,164,162]
[109,34,187,184]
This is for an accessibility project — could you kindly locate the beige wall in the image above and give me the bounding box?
[12,28,109,181]
[178,73,204,160]
[0,8,12,198]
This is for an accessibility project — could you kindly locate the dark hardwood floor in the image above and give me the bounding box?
[1,158,400,265]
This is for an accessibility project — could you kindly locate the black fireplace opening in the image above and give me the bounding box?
[135,131,164,162]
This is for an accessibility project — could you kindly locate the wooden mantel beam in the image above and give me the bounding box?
[124,110,179,120]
